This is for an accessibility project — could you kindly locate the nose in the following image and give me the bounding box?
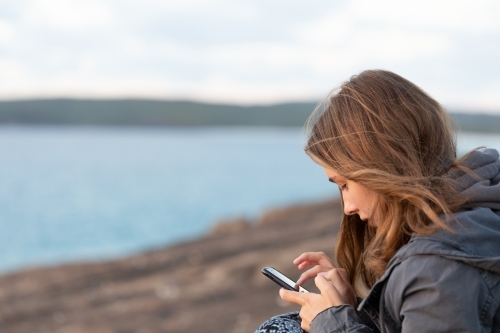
[343,197,358,216]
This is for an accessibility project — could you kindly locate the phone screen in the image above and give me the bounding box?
[262,267,309,292]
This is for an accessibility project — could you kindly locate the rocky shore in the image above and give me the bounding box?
[0,199,341,333]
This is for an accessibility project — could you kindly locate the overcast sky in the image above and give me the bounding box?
[0,0,499,112]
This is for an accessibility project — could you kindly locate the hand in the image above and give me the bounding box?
[293,252,335,286]
[318,268,357,309]
[280,272,354,332]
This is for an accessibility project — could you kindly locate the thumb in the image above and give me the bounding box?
[279,288,306,305]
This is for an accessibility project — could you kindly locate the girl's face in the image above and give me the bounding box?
[322,166,378,227]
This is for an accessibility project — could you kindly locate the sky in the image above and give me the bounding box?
[0,0,499,112]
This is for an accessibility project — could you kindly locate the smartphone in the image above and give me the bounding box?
[262,267,309,292]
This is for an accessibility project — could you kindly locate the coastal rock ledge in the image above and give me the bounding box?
[0,199,341,333]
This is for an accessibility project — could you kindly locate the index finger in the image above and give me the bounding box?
[296,265,331,286]
[293,252,335,268]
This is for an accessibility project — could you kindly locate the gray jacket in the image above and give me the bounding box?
[311,148,500,333]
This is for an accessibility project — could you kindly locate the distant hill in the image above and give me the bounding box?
[450,113,500,133]
[0,99,315,127]
[0,99,499,133]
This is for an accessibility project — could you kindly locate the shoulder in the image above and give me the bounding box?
[386,233,495,302]
[384,253,493,329]
[386,252,485,298]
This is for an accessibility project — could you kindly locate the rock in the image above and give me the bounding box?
[210,217,251,234]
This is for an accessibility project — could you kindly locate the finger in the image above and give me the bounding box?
[293,252,335,268]
[300,310,310,332]
[297,261,312,270]
[319,269,356,306]
[293,253,311,265]
[315,275,339,295]
[336,268,350,284]
[321,269,347,287]
[293,252,329,265]
[296,265,332,286]
[279,288,307,306]
[296,259,327,271]
[314,275,343,306]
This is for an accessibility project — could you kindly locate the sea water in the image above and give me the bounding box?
[0,126,498,273]
[0,126,332,273]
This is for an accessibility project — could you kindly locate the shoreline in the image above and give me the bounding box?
[0,198,341,333]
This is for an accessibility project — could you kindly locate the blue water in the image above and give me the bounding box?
[0,126,499,274]
[0,126,335,273]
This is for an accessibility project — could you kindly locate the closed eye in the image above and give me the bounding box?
[329,178,346,191]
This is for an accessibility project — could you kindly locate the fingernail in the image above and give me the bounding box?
[318,272,326,277]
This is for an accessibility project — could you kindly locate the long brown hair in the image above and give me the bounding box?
[305,70,466,292]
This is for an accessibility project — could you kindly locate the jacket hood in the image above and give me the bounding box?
[359,148,500,312]
[451,148,500,209]
[391,148,500,274]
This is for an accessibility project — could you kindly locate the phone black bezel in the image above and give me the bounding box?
[261,267,309,292]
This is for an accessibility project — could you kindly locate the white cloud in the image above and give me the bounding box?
[353,0,500,32]
[0,58,29,78]
[23,0,114,31]
[449,81,500,113]
[113,0,257,17]
[0,19,15,44]
[186,75,318,104]
[0,0,499,111]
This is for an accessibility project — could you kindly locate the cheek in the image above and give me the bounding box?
[360,189,377,214]
[366,193,380,220]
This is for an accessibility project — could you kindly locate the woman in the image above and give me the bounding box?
[255,70,500,333]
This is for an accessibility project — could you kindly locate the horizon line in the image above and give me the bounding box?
[1,97,500,115]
